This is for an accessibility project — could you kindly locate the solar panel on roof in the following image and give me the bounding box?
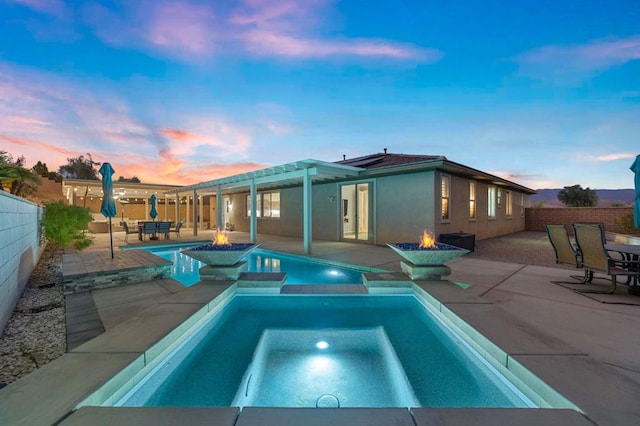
[341,156,385,167]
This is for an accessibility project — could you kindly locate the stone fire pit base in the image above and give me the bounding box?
[400,261,452,280]
[199,261,248,281]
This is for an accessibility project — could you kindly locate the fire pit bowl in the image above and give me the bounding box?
[386,242,469,281]
[386,242,469,266]
[182,243,260,266]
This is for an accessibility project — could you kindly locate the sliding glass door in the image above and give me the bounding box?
[341,183,372,241]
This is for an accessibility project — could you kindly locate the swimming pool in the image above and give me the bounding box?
[112,295,538,408]
[138,243,368,286]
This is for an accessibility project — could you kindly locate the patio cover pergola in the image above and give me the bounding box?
[164,159,362,253]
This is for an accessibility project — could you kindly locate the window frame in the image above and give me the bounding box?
[246,191,281,218]
[488,186,497,219]
[469,181,476,220]
[441,174,451,222]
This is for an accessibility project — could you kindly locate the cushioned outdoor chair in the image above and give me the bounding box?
[545,224,591,284]
[122,222,139,243]
[572,222,640,294]
[141,221,158,240]
[169,221,183,239]
[157,221,171,239]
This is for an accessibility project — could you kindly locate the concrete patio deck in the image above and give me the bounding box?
[1,229,639,425]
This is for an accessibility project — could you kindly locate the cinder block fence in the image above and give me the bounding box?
[525,207,635,235]
[0,192,44,335]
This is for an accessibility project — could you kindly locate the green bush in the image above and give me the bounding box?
[615,212,637,233]
[41,201,93,253]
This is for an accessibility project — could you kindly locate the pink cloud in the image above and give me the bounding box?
[159,128,203,143]
[514,35,640,85]
[81,0,436,63]
[242,30,439,60]
[587,153,637,162]
[143,2,218,57]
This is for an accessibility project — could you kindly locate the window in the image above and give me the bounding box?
[246,192,280,218]
[520,194,525,217]
[469,181,476,219]
[246,195,253,217]
[506,190,512,217]
[488,186,496,218]
[441,174,450,221]
[264,192,280,218]
[497,188,502,208]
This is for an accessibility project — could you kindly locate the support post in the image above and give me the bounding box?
[250,179,257,243]
[303,168,312,254]
[216,185,223,230]
[193,189,198,236]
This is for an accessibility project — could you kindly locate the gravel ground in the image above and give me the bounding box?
[465,231,558,267]
[0,248,65,387]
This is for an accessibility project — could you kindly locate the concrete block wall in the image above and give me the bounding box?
[0,192,44,335]
[525,207,635,235]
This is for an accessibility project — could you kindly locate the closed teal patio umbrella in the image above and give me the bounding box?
[99,162,117,259]
[149,194,158,220]
[631,155,640,228]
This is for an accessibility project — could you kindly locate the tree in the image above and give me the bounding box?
[0,152,41,195]
[41,201,93,254]
[32,161,49,176]
[0,157,19,191]
[9,166,41,196]
[117,176,141,183]
[557,185,598,207]
[58,153,100,180]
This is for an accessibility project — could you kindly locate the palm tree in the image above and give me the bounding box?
[0,159,19,191]
[9,166,42,196]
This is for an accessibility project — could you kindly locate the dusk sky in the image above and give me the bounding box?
[1,0,638,189]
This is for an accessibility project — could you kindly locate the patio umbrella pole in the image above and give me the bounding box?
[109,216,114,259]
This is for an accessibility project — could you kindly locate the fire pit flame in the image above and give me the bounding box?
[213,229,231,246]
[419,229,437,249]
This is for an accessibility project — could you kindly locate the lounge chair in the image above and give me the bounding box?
[545,224,591,284]
[122,222,139,243]
[157,221,171,239]
[572,223,640,294]
[169,221,183,239]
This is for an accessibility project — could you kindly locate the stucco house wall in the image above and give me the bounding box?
[375,172,436,245]
[433,174,528,240]
[220,169,531,245]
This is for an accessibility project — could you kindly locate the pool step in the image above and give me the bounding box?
[236,272,287,293]
[280,284,368,294]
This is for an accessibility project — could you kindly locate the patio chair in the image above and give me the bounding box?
[545,224,591,284]
[157,221,171,239]
[572,223,640,294]
[169,221,183,239]
[141,221,158,240]
[122,222,139,243]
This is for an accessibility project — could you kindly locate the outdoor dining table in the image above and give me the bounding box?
[605,243,640,292]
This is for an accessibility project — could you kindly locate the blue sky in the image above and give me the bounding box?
[1,0,638,189]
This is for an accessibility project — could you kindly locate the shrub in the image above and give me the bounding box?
[41,201,93,253]
[615,212,637,233]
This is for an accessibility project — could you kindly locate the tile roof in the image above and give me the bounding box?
[335,152,446,169]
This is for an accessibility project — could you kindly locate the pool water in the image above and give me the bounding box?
[116,295,535,408]
[139,244,366,286]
